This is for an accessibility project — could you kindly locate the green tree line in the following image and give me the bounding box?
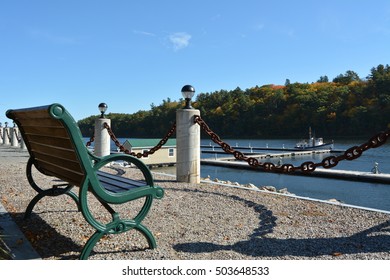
[78,64,390,139]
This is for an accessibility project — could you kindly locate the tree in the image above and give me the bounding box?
[317,75,329,83]
[77,64,390,139]
[332,70,361,84]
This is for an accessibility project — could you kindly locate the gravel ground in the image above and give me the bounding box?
[0,145,390,260]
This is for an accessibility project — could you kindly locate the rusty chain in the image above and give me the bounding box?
[103,122,176,158]
[194,115,390,174]
[86,136,95,147]
[86,114,389,173]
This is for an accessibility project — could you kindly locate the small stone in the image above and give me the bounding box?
[278,188,290,194]
[261,186,277,192]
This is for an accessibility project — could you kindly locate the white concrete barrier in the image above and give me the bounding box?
[94,118,111,157]
[176,108,201,184]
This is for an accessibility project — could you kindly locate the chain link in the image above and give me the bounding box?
[194,115,390,174]
[104,122,176,158]
[86,136,95,147]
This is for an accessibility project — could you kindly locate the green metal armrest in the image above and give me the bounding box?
[6,103,164,259]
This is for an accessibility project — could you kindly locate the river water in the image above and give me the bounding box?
[98,137,390,212]
[199,138,390,212]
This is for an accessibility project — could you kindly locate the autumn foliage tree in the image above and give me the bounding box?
[78,64,390,139]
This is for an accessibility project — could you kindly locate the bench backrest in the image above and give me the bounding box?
[6,104,89,186]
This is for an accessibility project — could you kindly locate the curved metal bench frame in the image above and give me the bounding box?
[6,103,164,259]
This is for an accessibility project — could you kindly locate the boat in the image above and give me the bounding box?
[295,127,334,150]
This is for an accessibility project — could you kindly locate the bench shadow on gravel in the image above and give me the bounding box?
[9,210,159,260]
[6,180,390,259]
[171,187,390,258]
[11,212,83,260]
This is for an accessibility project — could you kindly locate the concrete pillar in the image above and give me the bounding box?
[94,118,111,157]
[176,108,201,184]
[0,127,3,144]
[11,126,19,147]
[20,138,27,150]
[3,127,10,145]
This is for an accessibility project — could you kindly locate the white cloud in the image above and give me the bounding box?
[133,30,156,37]
[169,32,191,51]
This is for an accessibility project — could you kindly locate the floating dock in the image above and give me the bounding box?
[202,149,335,160]
[201,158,390,184]
[201,144,343,153]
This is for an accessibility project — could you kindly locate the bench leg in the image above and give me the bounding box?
[136,223,157,249]
[24,188,79,219]
[24,158,79,219]
[79,223,157,260]
[79,231,105,260]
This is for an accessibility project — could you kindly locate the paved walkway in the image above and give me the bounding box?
[0,145,41,259]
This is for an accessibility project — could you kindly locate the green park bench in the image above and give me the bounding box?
[6,103,164,259]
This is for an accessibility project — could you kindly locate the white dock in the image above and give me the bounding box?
[201,158,390,184]
[203,149,334,160]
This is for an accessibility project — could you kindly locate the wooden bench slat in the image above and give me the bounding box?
[13,118,64,127]
[30,143,80,161]
[97,171,146,187]
[97,171,148,193]
[33,152,83,173]
[26,135,75,149]
[99,177,139,191]
[34,159,85,186]
[22,126,69,138]
[12,111,63,122]
[10,108,52,119]
[99,183,133,193]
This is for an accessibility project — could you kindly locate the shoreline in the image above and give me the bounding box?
[153,171,390,215]
[0,146,390,260]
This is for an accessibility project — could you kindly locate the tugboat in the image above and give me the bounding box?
[295,127,333,150]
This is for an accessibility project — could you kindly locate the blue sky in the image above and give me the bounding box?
[1,0,390,121]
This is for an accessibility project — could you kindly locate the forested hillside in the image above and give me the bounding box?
[78,64,390,139]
